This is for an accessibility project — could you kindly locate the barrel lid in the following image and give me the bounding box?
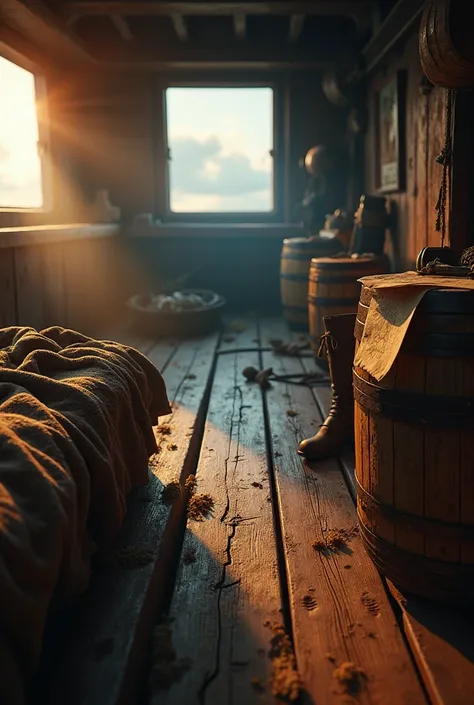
[310,255,384,268]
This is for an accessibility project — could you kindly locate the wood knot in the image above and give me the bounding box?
[361,592,380,616]
[302,594,318,611]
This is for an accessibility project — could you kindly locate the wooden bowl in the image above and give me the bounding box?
[126,289,226,338]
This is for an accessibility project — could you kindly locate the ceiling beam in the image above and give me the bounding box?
[288,14,305,42]
[100,59,332,72]
[0,0,95,64]
[363,0,424,75]
[82,34,352,69]
[55,2,370,23]
[233,13,246,40]
[0,25,57,72]
[171,13,188,41]
[110,15,133,41]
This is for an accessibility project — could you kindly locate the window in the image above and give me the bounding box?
[0,54,44,210]
[165,86,274,214]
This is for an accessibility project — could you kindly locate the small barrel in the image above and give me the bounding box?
[280,237,341,331]
[308,255,388,354]
[354,284,474,603]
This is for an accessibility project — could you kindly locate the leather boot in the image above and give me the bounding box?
[298,313,356,460]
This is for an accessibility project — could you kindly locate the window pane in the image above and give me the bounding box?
[166,87,273,213]
[0,56,43,209]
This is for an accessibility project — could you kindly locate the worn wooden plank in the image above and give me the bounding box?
[0,224,120,250]
[303,326,474,704]
[0,248,17,327]
[415,76,429,259]
[450,90,474,256]
[62,240,91,333]
[388,583,474,705]
[61,2,368,19]
[363,0,424,76]
[405,59,418,267]
[218,314,260,352]
[260,317,426,705]
[41,332,218,705]
[62,238,125,336]
[153,321,285,705]
[41,243,67,327]
[14,246,45,329]
[294,322,474,704]
[427,87,448,249]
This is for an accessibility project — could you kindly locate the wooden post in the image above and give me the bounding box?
[449,90,474,255]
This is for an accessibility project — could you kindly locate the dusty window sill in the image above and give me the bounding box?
[126,222,304,238]
[0,223,121,249]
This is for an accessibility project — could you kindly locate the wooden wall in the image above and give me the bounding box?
[55,69,348,307]
[0,227,140,335]
[0,35,144,337]
[62,69,349,221]
[364,33,451,271]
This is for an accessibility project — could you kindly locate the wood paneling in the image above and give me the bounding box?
[0,228,140,336]
[365,33,452,270]
[60,73,157,219]
[0,249,17,327]
[52,69,348,307]
[62,69,348,223]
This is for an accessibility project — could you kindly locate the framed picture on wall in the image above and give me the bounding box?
[375,71,406,192]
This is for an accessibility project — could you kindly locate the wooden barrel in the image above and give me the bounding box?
[280,237,341,331]
[308,255,388,354]
[354,285,474,603]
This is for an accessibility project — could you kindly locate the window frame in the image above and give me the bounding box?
[0,42,52,214]
[158,75,284,223]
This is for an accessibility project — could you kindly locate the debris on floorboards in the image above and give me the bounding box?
[35,315,474,705]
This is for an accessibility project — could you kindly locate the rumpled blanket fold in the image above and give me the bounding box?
[0,326,170,705]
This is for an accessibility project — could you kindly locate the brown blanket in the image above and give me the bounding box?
[0,326,170,705]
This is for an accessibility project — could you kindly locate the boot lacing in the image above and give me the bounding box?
[317,332,338,359]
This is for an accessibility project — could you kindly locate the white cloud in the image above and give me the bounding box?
[168,135,273,212]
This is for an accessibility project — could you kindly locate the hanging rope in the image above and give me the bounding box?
[434,89,454,247]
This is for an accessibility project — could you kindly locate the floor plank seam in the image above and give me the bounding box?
[298,352,432,702]
[158,344,179,373]
[257,320,296,646]
[380,585,433,703]
[197,364,250,703]
[152,334,222,618]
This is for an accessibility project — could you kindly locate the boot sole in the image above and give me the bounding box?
[297,440,354,461]
[297,449,334,460]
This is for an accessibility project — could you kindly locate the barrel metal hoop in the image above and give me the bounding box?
[281,253,316,261]
[283,304,308,313]
[359,286,373,306]
[357,519,474,603]
[354,317,365,342]
[310,260,379,270]
[354,321,474,356]
[308,295,359,307]
[355,472,474,540]
[402,333,474,357]
[280,273,310,282]
[353,369,474,427]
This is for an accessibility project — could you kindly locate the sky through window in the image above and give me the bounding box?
[166,86,274,213]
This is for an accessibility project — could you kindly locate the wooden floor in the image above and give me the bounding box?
[33,315,474,705]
